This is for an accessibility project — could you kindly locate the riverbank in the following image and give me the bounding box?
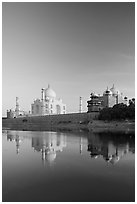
[50,120,135,133]
[87,120,135,133]
[2,112,98,132]
[2,112,135,133]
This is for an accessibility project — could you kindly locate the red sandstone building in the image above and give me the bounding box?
[87,85,128,112]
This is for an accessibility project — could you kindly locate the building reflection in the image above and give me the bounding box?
[32,132,67,164]
[79,137,83,154]
[6,130,134,166]
[7,130,22,154]
[87,132,135,165]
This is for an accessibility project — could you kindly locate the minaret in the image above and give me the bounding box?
[79,96,82,113]
[15,97,19,117]
[41,88,45,101]
[116,91,118,104]
[124,96,128,105]
[42,144,46,167]
[41,88,45,115]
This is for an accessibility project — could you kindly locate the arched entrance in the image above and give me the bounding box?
[36,105,39,114]
[56,105,61,114]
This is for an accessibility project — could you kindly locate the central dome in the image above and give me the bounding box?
[45,84,56,99]
[45,151,56,163]
[110,84,120,96]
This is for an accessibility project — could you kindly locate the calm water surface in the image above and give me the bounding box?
[2,130,135,202]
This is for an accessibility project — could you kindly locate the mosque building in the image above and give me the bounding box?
[87,84,128,112]
[31,84,66,115]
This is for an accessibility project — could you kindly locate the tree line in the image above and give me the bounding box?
[99,98,135,121]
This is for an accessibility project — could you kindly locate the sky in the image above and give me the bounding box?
[2,2,135,116]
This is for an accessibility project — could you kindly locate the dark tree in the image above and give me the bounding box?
[99,102,135,121]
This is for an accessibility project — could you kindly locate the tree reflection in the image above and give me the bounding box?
[87,132,135,164]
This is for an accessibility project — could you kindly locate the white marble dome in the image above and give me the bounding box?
[45,84,56,99]
[110,84,120,96]
[45,151,56,163]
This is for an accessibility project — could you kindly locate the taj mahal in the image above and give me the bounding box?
[31,84,66,116]
[7,84,66,118]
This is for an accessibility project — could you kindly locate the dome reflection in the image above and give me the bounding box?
[32,132,67,164]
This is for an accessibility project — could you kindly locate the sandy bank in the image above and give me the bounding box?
[87,120,135,133]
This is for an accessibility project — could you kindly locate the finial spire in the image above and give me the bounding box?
[48,84,50,88]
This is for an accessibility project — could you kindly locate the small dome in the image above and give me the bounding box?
[90,92,99,98]
[103,87,112,95]
[124,96,128,100]
[110,84,120,96]
[93,93,99,97]
[45,84,56,99]
[109,155,120,165]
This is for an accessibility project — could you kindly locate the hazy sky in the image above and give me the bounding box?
[2,2,135,116]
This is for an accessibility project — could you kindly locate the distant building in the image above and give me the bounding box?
[7,109,30,119]
[87,84,128,112]
[7,97,30,118]
[31,84,66,116]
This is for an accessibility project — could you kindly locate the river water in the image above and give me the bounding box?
[2,130,135,202]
